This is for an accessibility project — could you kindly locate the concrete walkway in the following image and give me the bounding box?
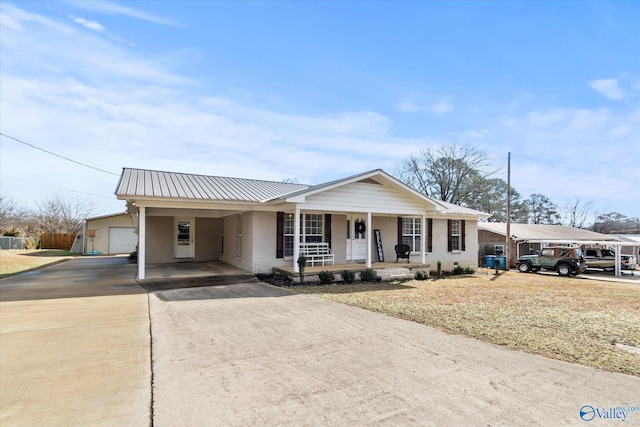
[2,257,640,426]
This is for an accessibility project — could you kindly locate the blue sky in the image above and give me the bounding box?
[1,1,638,219]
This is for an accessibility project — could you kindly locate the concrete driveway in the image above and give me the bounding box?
[151,282,640,426]
[0,256,150,427]
[2,257,640,426]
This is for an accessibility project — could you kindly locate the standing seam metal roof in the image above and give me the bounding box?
[116,168,309,202]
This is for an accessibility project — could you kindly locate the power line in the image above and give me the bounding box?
[0,132,120,176]
[1,174,116,200]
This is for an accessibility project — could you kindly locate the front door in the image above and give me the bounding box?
[174,218,195,259]
[346,215,366,261]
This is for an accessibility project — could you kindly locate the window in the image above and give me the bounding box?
[401,217,421,252]
[449,220,461,251]
[282,213,324,257]
[177,221,190,246]
[237,215,243,257]
[283,213,294,257]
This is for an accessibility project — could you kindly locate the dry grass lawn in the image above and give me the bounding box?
[293,271,640,377]
[0,249,77,279]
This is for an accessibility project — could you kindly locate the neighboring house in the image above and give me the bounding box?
[84,212,138,255]
[115,168,490,279]
[478,223,619,267]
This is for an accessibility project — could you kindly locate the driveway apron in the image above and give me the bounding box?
[0,257,151,427]
[150,281,640,426]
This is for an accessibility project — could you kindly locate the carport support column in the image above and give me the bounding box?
[138,206,146,280]
[366,212,372,268]
[293,207,301,273]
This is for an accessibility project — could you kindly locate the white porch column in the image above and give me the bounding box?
[137,206,146,280]
[366,212,372,268]
[293,207,301,273]
[614,244,621,277]
[421,214,426,264]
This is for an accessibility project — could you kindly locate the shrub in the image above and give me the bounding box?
[452,265,465,275]
[359,268,376,282]
[436,260,443,280]
[297,254,307,283]
[318,270,335,284]
[465,267,476,274]
[341,270,356,284]
[415,270,430,280]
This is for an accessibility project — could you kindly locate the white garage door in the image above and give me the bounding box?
[109,227,137,254]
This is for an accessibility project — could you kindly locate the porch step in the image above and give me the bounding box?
[374,267,415,281]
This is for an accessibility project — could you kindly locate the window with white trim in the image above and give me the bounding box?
[283,213,324,257]
[283,213,294,257]
[450,219,461,251]
[402,217,421,252]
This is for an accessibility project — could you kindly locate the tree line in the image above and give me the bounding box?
[395,143,638,233]
[0,194,95,248]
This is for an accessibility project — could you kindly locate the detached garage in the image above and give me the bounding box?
[85,213,138,255]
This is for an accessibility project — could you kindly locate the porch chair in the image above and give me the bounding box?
[394,244,411,263]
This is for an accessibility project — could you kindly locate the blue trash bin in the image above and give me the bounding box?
[485,255,496,268]
[496,256,506,270]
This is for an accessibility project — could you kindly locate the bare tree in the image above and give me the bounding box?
[0,194,33,236]
[36,194,95,234]
[396,143,495,204]
[561,197,593,228]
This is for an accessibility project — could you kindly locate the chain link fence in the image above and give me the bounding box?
[0,237,26,250]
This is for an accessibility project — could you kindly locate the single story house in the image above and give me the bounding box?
[116,168,490,279]
[478,222,620,267]
[83,212,138,255]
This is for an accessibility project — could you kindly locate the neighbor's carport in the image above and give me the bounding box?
[521,239,639,277]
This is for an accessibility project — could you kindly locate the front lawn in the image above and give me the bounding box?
[0,250,77,279]
[292,271,640,377]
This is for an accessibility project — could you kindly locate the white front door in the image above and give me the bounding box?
[346,215,367,261]
[174,218,195,259]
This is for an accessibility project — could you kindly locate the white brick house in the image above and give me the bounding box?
[115,168,489,279]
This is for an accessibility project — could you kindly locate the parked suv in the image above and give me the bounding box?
[517,247,586,276]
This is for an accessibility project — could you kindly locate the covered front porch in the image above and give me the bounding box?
[273,261,432,282]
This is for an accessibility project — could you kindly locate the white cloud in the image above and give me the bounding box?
[527,109,566,127]
[1,3,74,34]
[588,78,625,100]
[396,100,425,113]
[430,100,453,115]
[64,0,177,26]
[570,108,610,130]
[69,15,106,32]
[464,128,493,139]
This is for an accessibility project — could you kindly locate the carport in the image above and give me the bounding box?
[522,239,639,277]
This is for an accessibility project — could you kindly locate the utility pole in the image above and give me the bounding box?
[506,152,511,271]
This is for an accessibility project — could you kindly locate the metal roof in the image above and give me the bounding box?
[115,167,489,218]
[115,168,309,202]
[478,222,619,241]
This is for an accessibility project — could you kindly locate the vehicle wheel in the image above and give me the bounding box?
[556,263,572,277]
[518,262,531,273]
